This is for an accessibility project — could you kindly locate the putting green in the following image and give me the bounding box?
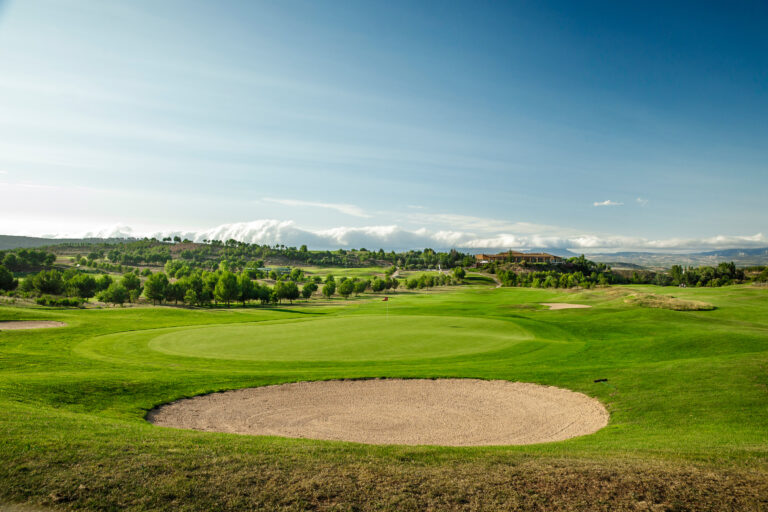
[147,315,533,362]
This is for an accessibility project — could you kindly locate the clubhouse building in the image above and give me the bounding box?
[474,251,564,265]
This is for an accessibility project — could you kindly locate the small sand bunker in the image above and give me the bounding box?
[0,321,66,330]
[540,303,592,310]
[147,379,609,446]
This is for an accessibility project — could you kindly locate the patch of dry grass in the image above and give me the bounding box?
[624,293,715,311]
[3,453,766,511]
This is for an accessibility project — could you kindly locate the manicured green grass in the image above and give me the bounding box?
[146,315,532,362]
[0,285,766,510]
[301,265,388,279]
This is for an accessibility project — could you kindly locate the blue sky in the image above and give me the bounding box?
[0,0,766,251]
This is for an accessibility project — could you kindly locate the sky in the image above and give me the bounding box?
[0,0,766,252]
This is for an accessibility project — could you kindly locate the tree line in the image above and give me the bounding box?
[486,256,759,289]
[1,249,56,272]
[45,239,474,272]
[1,263,456,307]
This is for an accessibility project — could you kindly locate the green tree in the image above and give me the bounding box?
[98,282,128,306]
[452,267,466,280]
[322,281,336,298]
[301,282,317,299]
[273,280,297,304]
[289,268,303,282]
[32,270,65,295]
[371,277,385,292]
[66,274,98,299]
[353,279,369,295]
[214,271,239,307]
[120,273,143,302]
[338,279,354,299]
[184,287,199,306]
[255,284,272,304]
[238,273,255,305]
[670,265,684,285]
[283,281,299,304]
[2,253,20,271]
[95,274,113,292]
[165,281,186,304]
[144,273,169,305]
[0,264,18,291]
[181,274,204,306]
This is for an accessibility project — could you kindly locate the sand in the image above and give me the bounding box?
[0,321,66,330]
[147,379,609,446]
[540,303,592,310]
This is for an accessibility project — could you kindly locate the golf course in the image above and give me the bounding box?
[1,283,766,510]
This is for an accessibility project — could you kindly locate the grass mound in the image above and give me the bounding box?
[624,292,715,311]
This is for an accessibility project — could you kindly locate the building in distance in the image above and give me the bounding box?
[474,251,564,265]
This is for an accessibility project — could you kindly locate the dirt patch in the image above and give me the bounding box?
[540,303,592,310]
[147,379,609,446]
[0,321,66,330]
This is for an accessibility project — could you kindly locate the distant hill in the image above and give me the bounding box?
[0,235,131,251]
[455,247,768,268]
[588,248,768,268]
[457,247,578,258]
[695,247,768,258]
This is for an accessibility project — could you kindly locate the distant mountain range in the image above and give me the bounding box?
[440,247,768,267]
[1,235,766,268]
[587,248,768,268]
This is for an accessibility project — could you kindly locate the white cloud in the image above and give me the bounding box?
[636,197,649,206]
[8,215,767,253]
[134,220,768,253]
[81,225,136,239]
[262,197,371,218]
[593,200,624,207]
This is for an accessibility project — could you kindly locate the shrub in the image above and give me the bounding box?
[36,295,83,307]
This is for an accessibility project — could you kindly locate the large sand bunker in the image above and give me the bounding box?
[147,379,609,446]
[540,303,592,310]
[0,321,66,330]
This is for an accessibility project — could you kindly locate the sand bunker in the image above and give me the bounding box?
[540,303,592,310]
[0,321,66,330]
[147,379,609,446]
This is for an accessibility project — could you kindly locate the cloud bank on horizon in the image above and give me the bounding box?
[72,220,768,254]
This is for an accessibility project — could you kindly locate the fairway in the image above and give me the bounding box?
[147,315,532,361]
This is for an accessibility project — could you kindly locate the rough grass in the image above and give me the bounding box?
[0,284,766,510]
[624,292,715,311]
